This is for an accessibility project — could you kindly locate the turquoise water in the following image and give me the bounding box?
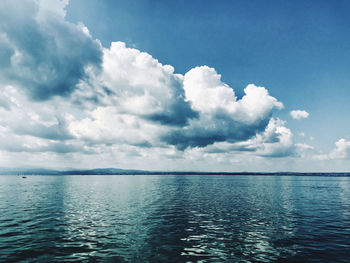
[1,174,350,262]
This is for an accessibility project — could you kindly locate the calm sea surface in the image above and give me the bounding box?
[1,174,350,262]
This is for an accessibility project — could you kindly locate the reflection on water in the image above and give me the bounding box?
[1,175,350,262]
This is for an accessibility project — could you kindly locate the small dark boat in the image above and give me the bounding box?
[22,176,27,179]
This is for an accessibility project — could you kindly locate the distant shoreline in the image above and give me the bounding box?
[0,168,349,177]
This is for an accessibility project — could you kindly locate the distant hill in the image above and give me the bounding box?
[0,167,349,176]
[0,168,62,175]
[0,167,145,175]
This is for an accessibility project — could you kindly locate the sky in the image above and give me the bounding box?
[0,0,350,172]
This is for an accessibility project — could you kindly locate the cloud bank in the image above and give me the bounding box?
[0,0,102,101]
[0,0,320,170]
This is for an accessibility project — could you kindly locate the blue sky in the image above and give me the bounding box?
[0,0,350,171]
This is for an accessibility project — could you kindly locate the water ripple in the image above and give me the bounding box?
[0,175,350,262]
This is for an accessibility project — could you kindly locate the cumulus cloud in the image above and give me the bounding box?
[100,42,197,126]
[0,119,90,155]
[0,0,102,101]
[314,138,350,160]
[163,66,283,150]
[0,0,305,169]
[253,118,294,157]
[290,110,309,120]
[202,118,294,158]
[0,86,74,141]
[329,139,350,159]
[68,106,166,147]
[312,138,350,161]
[70,55,285,152]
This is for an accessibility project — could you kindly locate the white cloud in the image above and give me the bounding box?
[163,66,283,149]
[329,139,350,159]
[0,0,102,100]
[253,118,294,157]
[0,0,310,170]
[70,57,285,151]
[0,86,74,140]
[290,110,309,120]
[68,106,167,147]
[312,138,350,160]
[184,66,283,122]
[295,143,314,150]
[99,41,196,126]
[199,118,295,158]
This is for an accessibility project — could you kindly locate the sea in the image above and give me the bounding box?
[0,174,350,262]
